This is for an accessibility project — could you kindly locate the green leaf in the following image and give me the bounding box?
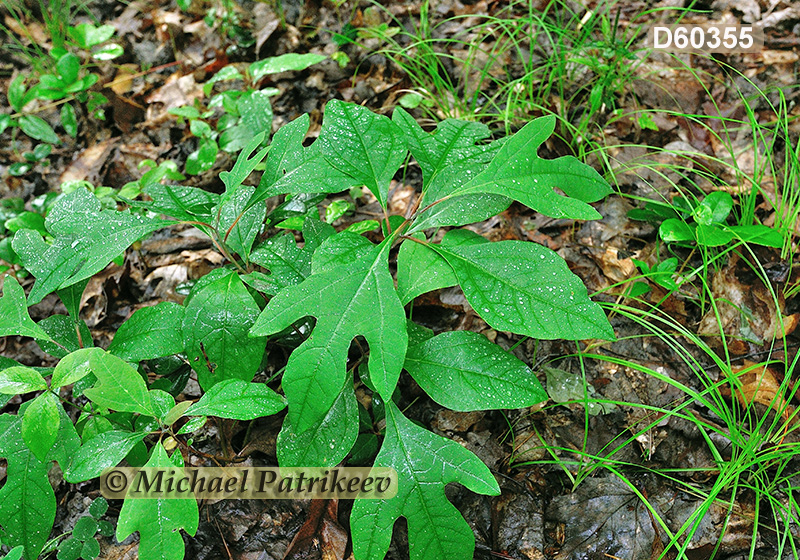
[182,269,266,390]
[433,240,614,340]
[58,538,81,560]
[36,314,92,358]
[68,23,115,48]
[187,379,285,420]
[249,233,312,295]
[82,351,155,415]
[396,229,487,305]
[107,302,185,362]
[2,546,24,560]
[249,114,357,207]
[0,414,56,560]
[351,402,499,560]
[276,375,357,467]
[137,184,219,222]
[310,230,375,274]
[65,430,147,483]
[162,400,193,426]
[51,347,100,388]
[448,115,610,220]
[89,497,109,519]
[80,538,100,559]
[392,108,496,182]
[72,516,97,540]
[694,191,732,225]
[185,140,218,175]
[202,65,244,96]
[659,219,695,243]
[56,53,80,85]
[249,53,326,81]
[18,115,60,144]
[216,185,263,260]
[91,43,123,60]
[5,212,46,235]
[22,392,60,461]
[219,130,268,193]
[116,442,199,560]
[408,166,511,232]
[318,100,406,208]
[12,188,170,304]
[57,277,89,319]
[404,331,547,411]
[237,89,273,140]
[0,277,54,341]
[695,224,733,247]
[0,366,47,394]
[45,400,81,466]
[250,240,407,432]
[8,75,26,112]
[729,224,783,248]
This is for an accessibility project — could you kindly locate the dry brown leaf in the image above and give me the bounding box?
[59,139,119,185]
[698,256,797,353]
[728,361,789,420]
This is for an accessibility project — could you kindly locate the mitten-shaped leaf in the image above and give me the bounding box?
[447,115,610,220]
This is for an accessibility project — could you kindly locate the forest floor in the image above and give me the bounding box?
[2,0,800,559]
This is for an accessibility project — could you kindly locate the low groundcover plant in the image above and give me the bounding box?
[0,100,613,560]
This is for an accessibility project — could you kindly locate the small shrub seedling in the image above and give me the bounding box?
[0,101,614,560]
[169,52,327,174]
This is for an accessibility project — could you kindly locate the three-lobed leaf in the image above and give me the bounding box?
[351,402,500,560]
[116,442,199,560]
[250,240,407,432]
[447,115,611,220]
[82,351,155,415]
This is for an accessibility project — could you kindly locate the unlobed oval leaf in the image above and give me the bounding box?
[433,240,614,341]
[107,302,185,362]
[51,347,101,388]
[21,392,60,461]
[65,430,147,482]
[404,331,547,411]
[182,269,266,390]
[0,366,47,394]
[187,379,286,420]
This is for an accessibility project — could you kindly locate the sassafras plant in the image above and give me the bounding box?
[0,100,613,560]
